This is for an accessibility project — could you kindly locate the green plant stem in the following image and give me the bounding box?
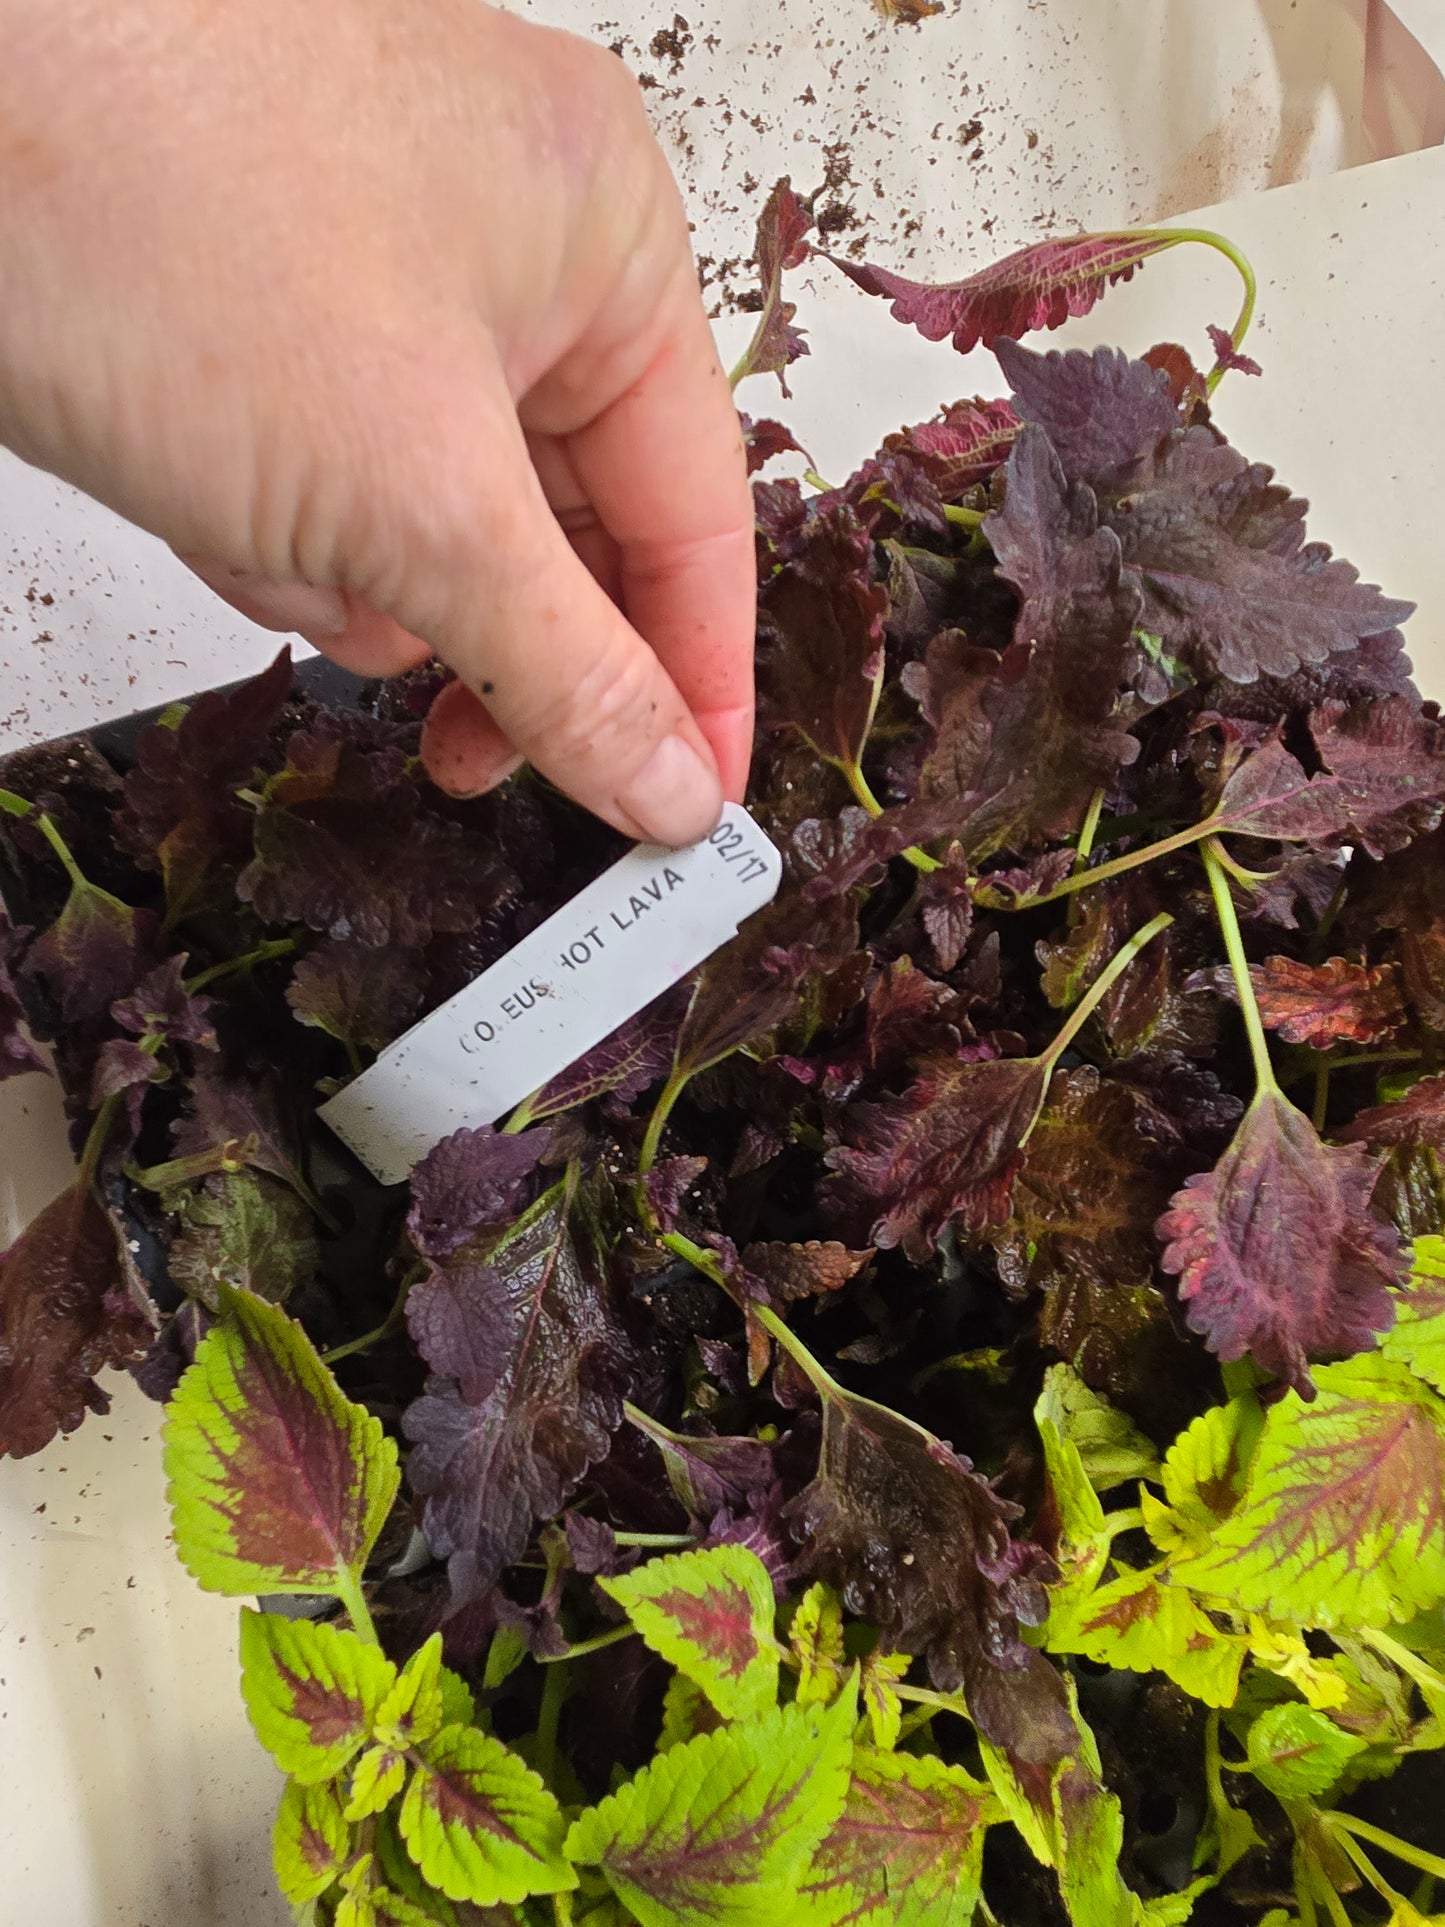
[1326,1814,1445,1881]
[1294,1848,1321,1927]
[1103,1507,1147,1540]
[1358,1626,1445,1706]
[1073,789,1106,872]
[1158,228,1257,391]
[1311,1861,1354,1927]
[638,1064,693,1183]
[535,1624,637,1665]
[319,1267,419,1366]
[1037,911,1174,1072]
[1312,1061,1331,1134]
[1333,1831,1407,1910]
[835,756,941,873]
[1207,840,1275,886]
[1011,814,1218,908]
[611,1531,698,1549]
[1202,841,1277,1096]
[185,938,296,994]
[501,1090,542,1134]
[534,1656,568,1787]
[77,1094,121,1189]
[753,1300,842,1396]
[335,1568,380,1647]
[942,502,987,529]
[892,1682,973,1723]
[0,786,89,889]
[802,468,837,493]
[660,1230,733,1295]
[553,1894,576,1927]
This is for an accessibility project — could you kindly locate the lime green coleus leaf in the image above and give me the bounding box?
[240,1608,396,1783]
[377,1634,447,1749]
[1170,1354,1445,1627]
[273,1776,351,1904]
[1036,1370,1109,1575]
[601,1542,781,1719]
[398,1723,574,1908]
[657,1672,719,1751]
[346,1743,410,1824]
[1052,1697,1134,1927]
[1244,1702,1368,1799]
[1383,1235,1445,1394]
[567,1686,856,1927]
[791,1582,847,1707]
[797,1748,999,1926]
[860,1649,910,1750]
[977,1676,1132,1927]
[164,1283,400,1598]
[1142,1395,1263,1564]
[1046,1563,1245,1708]
[1039,1364,1160,1492]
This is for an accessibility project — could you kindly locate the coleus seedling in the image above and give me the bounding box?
[4,187,1445,1925]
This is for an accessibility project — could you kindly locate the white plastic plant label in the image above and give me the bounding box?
[318,803,782,1184]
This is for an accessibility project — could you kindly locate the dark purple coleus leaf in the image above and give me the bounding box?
[908,425,1144,855]
[22,882,155,1029]
[1157,1088,1405,1395]
[758,504,888,769]
[1143,342,1208,412]
[1190,955,1404,1050]
[112,955,217,1050]
[0,1180,152,1457]
[740,414,808,475]
[406,1125,550,1257]
[989,1065,1175,1303]
[1337,1075,1445,1154]
[1207,322,1262,379]
[523,985,689,1123]
[0,917,45,1080]
[878,397,1019,498]
[625,1406,780,1523]
[732,178,813,393]
[171,1067,310,1196]
[89,1035,166,1126]
[1095,428,1415,683]
[240,784,506,949]
[918,847,974,972]
[673,889,858,1076]
[286,940,426,1054]
[403,1183,627,1602]
[785,1367,1057,1737]
[741,1240,873,1306]
[1208,699,1445,856]
[790,799,963,903]
[114,647,294,920]
[643,1155,709,1234]
[825,1053,1048,1260]
[825,229,1183,353]
[779,956,968,1102]
[993,338,1179,484]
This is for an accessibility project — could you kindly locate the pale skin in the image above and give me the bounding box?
[0,0,756,845]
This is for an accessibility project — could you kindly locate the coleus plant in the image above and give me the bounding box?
[3,183,1445,1925]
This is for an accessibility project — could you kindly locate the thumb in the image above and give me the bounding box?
[394,396,726,847]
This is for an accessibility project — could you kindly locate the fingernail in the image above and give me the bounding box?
[616,733,724,846]
[435,750,526,800]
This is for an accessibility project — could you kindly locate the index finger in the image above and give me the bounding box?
[551,272,758,801]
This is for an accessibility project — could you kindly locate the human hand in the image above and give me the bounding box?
[0,0,754,844]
